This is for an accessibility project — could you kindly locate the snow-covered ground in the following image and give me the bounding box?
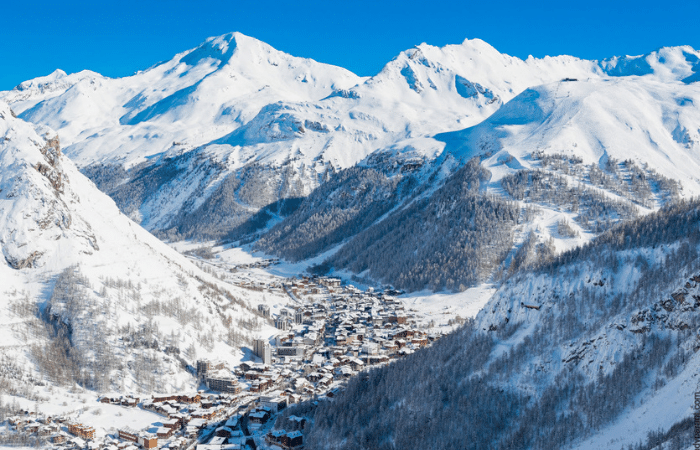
[400,285,496,327]
[3,391,164,440]
[0,101,288,403]
[570,348,700,449]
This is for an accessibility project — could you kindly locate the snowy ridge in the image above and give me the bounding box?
[2,69,102,108]
[4,32,361,168]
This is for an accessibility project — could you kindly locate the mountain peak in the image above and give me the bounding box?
[458,37,499,52]
[600,45,700,82]
[179,31,277,67]
[179,32,240,66]
[14,68,67,91]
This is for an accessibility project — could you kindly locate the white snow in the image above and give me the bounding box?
[0,101,288,400]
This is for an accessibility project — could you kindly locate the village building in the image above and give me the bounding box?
[257,304,270,318]
[196,360,226,379]
[206,375,241,394]
[67,423,95,440]
[252,338,272,365]
[248,408,271,425]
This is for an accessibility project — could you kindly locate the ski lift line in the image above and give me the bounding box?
[534,81,563,155]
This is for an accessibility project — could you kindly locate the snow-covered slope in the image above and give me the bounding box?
[0,102,281,395]
[301,200,700,450]
[6,32,361,167]
[438,76,700,194]
[473,201,700,449]
[251,74,700,291]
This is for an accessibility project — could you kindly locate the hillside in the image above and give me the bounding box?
[254,74,700,292]
[0,101,282,398]
[438,76,700,195]
[300,199,700,450]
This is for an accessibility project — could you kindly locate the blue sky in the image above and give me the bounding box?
[2,0,699,90]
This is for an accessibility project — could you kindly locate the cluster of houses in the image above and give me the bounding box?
[231,259,279,271]
[2,277,440,450]
[103,392,251,450]
[4,414,84,447]
[267,277,435,369]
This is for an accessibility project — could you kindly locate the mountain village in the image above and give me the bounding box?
[2,276,441,450]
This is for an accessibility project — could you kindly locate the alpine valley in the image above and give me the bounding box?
[2,32,700,450]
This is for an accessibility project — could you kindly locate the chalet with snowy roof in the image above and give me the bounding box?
[337,366,354,378]
[178,393,201,403]
[348,357,364,370]
[326,388,341,398]
[162,418,181,430]
[259,370,281,381]
[319,374,333,387]
[70,436,86,448]
[50,433,68,444]
[25,422,40,434]
[191,409,217,420]
[244,371,260,380]
[392,328,413,339]
[117,427,139,443]
[250,379,273,392]
[152,394,178,403]
[267,429,288,447]
[306,372,324,383]
[248,409,271,425]
[287,430,303,447]
[412,336,429,347]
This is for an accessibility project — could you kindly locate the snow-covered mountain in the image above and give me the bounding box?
[5,32,361,166]
[439,76,700,194]
[0,101,280,396]
[4,33,698,241]
[253,73,700,291]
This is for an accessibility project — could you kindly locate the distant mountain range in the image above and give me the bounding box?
[3,33,699,253]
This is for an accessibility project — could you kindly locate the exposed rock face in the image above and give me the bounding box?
[35,135,64,193]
